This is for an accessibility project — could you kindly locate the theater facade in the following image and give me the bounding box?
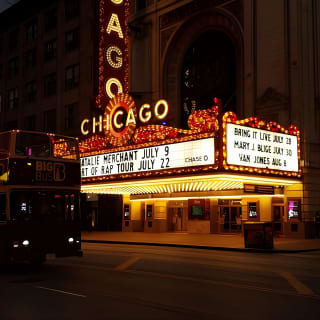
[80,93,307,238]
[79,0,320,238]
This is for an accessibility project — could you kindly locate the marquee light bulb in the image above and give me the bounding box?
[106,78,123,99]
[106,46,123,69]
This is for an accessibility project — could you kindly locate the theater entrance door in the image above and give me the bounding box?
[221,206,242,232]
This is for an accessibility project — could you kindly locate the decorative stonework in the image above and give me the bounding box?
[256,87,288,108]
[219,0,243,28]
[160,0,227,29]
[160,25,179,57]
[162,9,243,126]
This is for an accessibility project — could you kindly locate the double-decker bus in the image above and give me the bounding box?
[0,130,82,264]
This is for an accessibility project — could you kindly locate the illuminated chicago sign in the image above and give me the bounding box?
[81,93,169,146]
[81,138,215,178]
[80,98,301,183]
[96,0,129,110]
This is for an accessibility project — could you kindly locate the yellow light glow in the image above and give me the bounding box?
[125,108,136,127]
[81,173,300,195]
[106,13,123,39]
[106,46,123,69]
[93,115,103,134]
[113,110,124,129]
[81,119,90,135]
[154,99,169,120]
[111,0,123,4]
[106,78,123,99]
[139,104,152,123]
[130,194,285,202]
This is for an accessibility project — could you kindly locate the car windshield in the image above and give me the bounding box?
[10,191,80,222]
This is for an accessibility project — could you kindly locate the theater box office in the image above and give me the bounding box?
[80,94,308,238]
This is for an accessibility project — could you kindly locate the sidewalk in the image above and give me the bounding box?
[81,231,320,253]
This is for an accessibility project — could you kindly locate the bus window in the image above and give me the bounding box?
[10,191,79,221]
[0,193,6,221]
[52,136,79,160]
[0,132,11,154]
[15,132,51,157]
[10,192,32,221]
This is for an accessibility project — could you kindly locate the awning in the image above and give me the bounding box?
[81,173,301,196]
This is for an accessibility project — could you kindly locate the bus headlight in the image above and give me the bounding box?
[22,240,30,247]
[68,237,74,244]
[13,241,19,248]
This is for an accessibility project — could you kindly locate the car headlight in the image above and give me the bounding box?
[68,237,74,244]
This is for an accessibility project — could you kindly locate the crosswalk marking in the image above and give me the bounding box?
[280,271,314,295]
[115,256,140,271]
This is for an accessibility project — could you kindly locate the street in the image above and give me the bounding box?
[1,242,320,319]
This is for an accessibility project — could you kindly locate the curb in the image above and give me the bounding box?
[82,239,320,254]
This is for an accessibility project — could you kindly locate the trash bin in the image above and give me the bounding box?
[244,222,273,249]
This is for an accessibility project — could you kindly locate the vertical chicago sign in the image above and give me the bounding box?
[96,0,129,110]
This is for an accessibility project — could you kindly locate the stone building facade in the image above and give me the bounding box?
[128,0,320,237]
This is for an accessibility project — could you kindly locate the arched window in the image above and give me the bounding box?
[181,31,236,128]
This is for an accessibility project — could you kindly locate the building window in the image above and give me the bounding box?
[25,48,37,69]
[44,73,56,97]
[24,115,36,131]
[64,102,78,130]
[8,88,19,110]
[25,81,37,103]
[43,109,56,133]
[44,39,57,61]
[44,8,57,32]
[65,0,80,21]
[65,28,79,52]
[136,0,147,11]
[8,57,19,77]
[180,31,236,128]
[65,64,80,90]
[26,20,37,43]
[8,29,19,50]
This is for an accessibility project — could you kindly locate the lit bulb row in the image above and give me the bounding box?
[105,46,123,69]
[82,180,243,195]
[222,111,302,177]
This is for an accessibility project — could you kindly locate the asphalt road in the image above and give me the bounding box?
[1,243,320,320]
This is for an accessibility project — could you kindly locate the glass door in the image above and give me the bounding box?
[273,205,283,234]
[223,207,230,231]
[222,206,242,232]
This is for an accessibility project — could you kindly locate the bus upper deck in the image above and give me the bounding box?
[0,130,80,186]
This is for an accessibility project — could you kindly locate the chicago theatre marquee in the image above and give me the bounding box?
[80,0,305,238]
